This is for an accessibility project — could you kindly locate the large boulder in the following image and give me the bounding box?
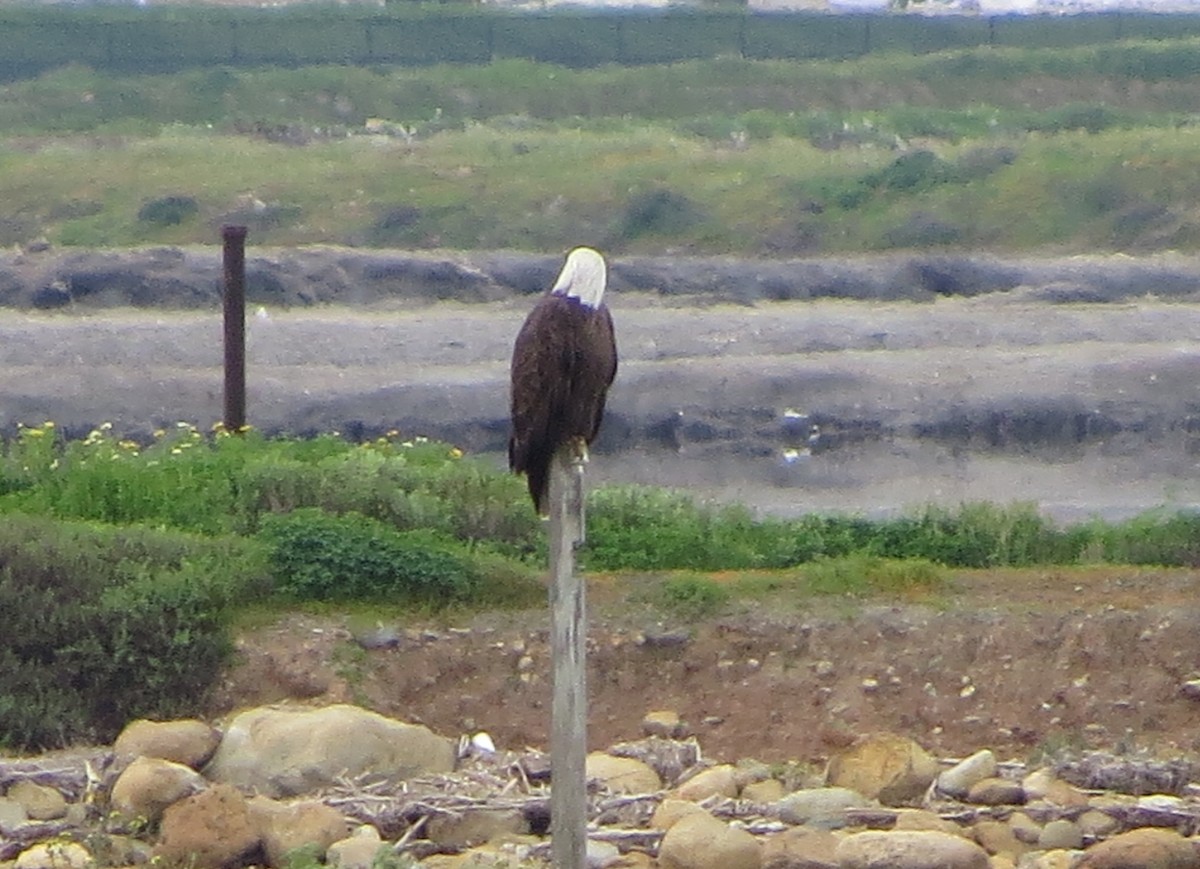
[658,811,761,869]
[835,830,990,869]
[775,787,873,829]
[113,718,222,769]
[585,752,662,794]
[203,704,456,798]
[248,796,350,869]
[1075,828,1200,869]
[110,756,208,825]
[826,733,939,806]
[154,784,261,869]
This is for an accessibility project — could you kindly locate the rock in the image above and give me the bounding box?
[938,750,997,799]
[775,787,873,828]
[742,779,786,803]
[1036,819,1083,851]
[826,733,938,806]
[1020,768,1056,800]
[6,780,67,821]
[14,842,92,869]
[425,808,528,849]
[893,809,964,836]
[154,784,260,869]
[973,819,1028,857]
[1023,769,1088,807]
[204,704,456,798]
[1008,812,1042,845]
[1022,852,1078,869]
[835,830,990,869]
[586,838,622,868]
[761,827,840,869]
[585,753,662,794]
[643,710,686,738]
[248,796,350,868]
[326,825,386,869]
[1077,809,1120,839]
[658,811,761,869]
[113,718,222,768]
[966,777,1026,806]
[650,798,708,831]
[1075,828,1200,869]
[676,765,739,801]
[110,756,208,825]
[0,797,29,834]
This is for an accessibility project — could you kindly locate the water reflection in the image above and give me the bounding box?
[487,438,1200,524]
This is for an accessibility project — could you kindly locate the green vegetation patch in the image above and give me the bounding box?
[0,513,266,752]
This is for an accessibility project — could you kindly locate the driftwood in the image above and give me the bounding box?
[607,737,703,789]
[1054,751,1199,797]
[0,751,112,803]
[0,821,75,862]
[6,743,1200,861]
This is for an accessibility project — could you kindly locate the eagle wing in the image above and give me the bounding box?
[508,296,617,515]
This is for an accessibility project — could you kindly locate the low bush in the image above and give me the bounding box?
[658,573,732,619]
[136,194,199,226]
[256,508,481,604]
[803,554,946,597]
[0,513,265,752]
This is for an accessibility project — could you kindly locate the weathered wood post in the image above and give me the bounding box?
[547,445,588,869]
[221,225,248,432]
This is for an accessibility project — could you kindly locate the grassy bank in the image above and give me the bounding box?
[5,46,1200,254]
[2,423,1197,750]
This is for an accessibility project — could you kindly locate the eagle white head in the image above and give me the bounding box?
[551,246,607,309]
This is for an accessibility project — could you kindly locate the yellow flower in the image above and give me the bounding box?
[449,447,463,459]
[153,429,166,439]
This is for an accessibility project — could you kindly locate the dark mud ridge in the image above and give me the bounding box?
[3,246,1200,309]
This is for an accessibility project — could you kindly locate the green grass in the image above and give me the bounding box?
[6,47,1200,254]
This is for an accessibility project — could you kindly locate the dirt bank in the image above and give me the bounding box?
[210,566,1200,765]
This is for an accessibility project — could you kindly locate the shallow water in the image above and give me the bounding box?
[506,436,1200,524]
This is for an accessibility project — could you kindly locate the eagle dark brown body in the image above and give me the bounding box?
[508,248,618,516]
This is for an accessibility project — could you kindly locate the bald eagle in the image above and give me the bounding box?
[509,247,618,516]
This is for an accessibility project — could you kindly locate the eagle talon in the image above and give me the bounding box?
[570,437,590,465]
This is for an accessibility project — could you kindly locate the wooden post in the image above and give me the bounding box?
[548,445,588,869]
[221,225,248,432]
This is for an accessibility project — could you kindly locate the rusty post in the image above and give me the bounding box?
[222,225,248,432]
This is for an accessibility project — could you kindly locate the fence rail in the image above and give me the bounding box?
[3,8,1200,79]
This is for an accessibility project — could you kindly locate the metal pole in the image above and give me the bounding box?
[222,225,248,433]
[548,446,588,869]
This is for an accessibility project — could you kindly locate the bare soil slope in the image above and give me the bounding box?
[210,567,1200,766]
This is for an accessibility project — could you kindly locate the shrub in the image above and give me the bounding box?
[658,573,732,619]
[1088,510,1200,566]
[257,508,480,604]
[613,188,704,242]
[866,502,1082,567]
[137,195,199,226]
[803,554,945,597]
[0,514,263,751]
[585,486,770,571]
